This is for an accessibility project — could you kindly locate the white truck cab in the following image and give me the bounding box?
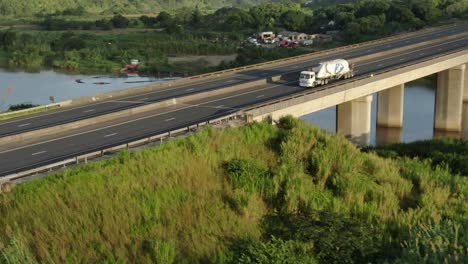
[299,71,316,87]
[299,59,354,88]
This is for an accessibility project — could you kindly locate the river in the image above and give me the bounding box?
[0,69,175,111]
[0,69,452,145]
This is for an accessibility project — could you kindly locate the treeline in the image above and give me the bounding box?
[0,30,239,73]
[40,1,468,42]
[1,117,466,262]
[0,0,284,16]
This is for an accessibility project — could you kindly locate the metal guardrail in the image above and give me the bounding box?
[0,113,241,188]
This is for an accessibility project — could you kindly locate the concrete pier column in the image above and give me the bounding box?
[376,127,403,145]
[435,64,465,132]
[462,63,468,140]
[336,95,373,145]
[377,84,404,128]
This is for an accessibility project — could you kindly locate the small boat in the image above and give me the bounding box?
[75,79,85,83]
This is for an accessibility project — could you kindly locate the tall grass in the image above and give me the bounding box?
[0,117,466,263]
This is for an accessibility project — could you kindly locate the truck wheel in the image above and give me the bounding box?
[325,79,329,84]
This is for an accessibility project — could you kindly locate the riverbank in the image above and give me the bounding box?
[1,117,466,263]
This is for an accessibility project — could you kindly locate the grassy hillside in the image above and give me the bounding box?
[0,117,467,263]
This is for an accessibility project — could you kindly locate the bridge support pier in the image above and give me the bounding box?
[463,63,468,140]
[435,64,465,132]
[336,95,372,145]
[377,84,404,128]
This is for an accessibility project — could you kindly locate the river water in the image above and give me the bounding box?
[0,69,174,111]
[0,69,451,145]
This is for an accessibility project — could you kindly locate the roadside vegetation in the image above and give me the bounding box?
[0,104,60,120]
[1,117,467,263]
[0,1,467,74]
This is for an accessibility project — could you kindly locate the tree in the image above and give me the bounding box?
[111,14,129,28]
[191,7,202,25]
[139,15,157,27]
[357,14,386,34]
[157,11,174,28]
[410,0,442,21]
[335,11,355,28]
[281,10,306,31]
[356,0,391,17]
[175,7,193,25]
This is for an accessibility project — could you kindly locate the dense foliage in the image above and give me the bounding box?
[369,138,468,176]
[1,117,467,263]
[0,0,290,16]
[0,30,240,73]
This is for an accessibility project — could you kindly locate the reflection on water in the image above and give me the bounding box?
[301,76,464,145]
[0,69,175,111]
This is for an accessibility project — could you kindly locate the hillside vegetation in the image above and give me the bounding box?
[0,117,467,263]
[0,0,287,16]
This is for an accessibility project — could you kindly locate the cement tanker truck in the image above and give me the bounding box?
[299,59,354,88]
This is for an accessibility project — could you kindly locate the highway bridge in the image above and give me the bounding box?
[0,24,468,182]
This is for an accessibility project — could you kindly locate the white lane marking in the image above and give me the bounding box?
[165,117,175,122]
[112,100,146,104]
[139,97,149,100]
[377,64,383,67]
[291,66,299,69]
[186,88,194,91]
[83,109,95,113]
[367,49,372,52]
[256,95,265,98]
[216,105,224,108]
[226,79,236,83]
[32,151,47,156]
[104,133,117,138]
[419,53,424,55]
[400,58,405,61]
[0,80,299,155]
[18,123,31,127]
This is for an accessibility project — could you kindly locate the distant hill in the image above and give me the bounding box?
[0,0,296,16]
